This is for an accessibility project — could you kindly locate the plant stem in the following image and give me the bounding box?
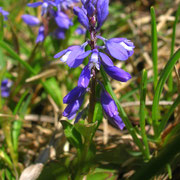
[87,68,96,123]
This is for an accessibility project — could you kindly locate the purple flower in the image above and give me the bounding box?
[101,90,125,130]
[75,26,86,35]
[103,65,131,82]
[73,6,90,30]
[78,65,91,88]
[96,0,109,30]
[36,26,45,43]
[54,11,73,29]
[89,49,101,70]
[54,42,91,68]
[56,0,79,11]
[88,49,114,70]
[105,38,135,61]
[22,14,40,26]
[27,0,56,16]
[73,0,109,31]
[63,96,84,119]
[0,7,9,21]
[63,86,86,104]
[1,79,12,98]
[52,28,66,39]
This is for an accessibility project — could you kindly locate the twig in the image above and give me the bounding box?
[121,101,174,107]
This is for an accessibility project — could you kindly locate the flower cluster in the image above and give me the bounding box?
[54,0,134,129]
[1,79,12,98]
[0,7,9,21]
[22,0,79,43]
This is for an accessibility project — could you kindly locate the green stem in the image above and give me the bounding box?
[87,69,96,123]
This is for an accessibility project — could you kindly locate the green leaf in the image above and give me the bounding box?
[152,49,180,137]
[158,95,180,135]
[86,168,117,180]
[0,107,18,169]
[0,149,13,169]
[170,5,180,57]
[150,6,158,90]
[42,77,63,107]
[0,14,4,41]
[93,102,103,124]
[61,120,82,149]
[38,161,69,180]
[139,69,150,160]
[0,41,36,74]
[74,120,98,142]
[12,92,32,152]
[168,4,180,92]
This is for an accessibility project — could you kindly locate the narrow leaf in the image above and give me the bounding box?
[150,7,158,90]
[139,69,150,160]
[152,49,180,137]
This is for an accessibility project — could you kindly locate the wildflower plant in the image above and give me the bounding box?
[53,0,135,177]
[0,0,180,179]
[54,0,134,128]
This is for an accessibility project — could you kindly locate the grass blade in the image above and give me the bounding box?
[152,49,180,137]
[139,69,150,160]
[0,41,36,74]
[12,92,32,153]
[158,95,180,136]
[150,7,158,90]
[0,149,13,170]
[168,5,180,92]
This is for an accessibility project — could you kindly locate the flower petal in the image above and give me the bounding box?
[97,0,109,30]
[113,115,125,130]
[63,97,84,118]
[54,49,68,58]
[27,2,43,7]
[106,41,128,60]
[103,65,131,82]
[99,52,113,66]
[73,7,89,29]
[78,65,91,88]
[63,86,86,104]
[22,14,40,26]
[101,90,119,118]
[36,26,45,43]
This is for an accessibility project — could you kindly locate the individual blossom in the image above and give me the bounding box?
[0,7,9,21]
[63,86,86,104]
[54,11,73,29]
[55,0,79,11]
[54,42,91,68]
[103,65,131,82]
[78,65,91,88]
[27,0,56,16]
[63,96,84,119]
[75,26,86,35]
[104,37,135,61]
[100,90,125,130]
[1,79,12,98]
[22,14,40,26]
[63,86,86,119]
